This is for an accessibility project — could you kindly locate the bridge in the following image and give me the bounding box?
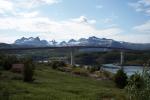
[0,46,137,67]
[0,46,134,51]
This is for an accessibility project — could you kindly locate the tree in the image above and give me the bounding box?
[88,65,101,73]
[0,84,10,100]
[126,69,150,100]
[23,58,35,82]
[0,55,18,70]
[51,61,66,69]
[146,59,150,67]
[114,69,128,88]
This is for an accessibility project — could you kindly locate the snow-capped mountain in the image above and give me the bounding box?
[68,39,80,45]
[14,37,49,47]
[49,40,58,46]
[12,36,150,50]
[59,41,67,46]
[61,36,123,48]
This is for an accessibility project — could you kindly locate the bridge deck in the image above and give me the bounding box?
[0,46,135,51]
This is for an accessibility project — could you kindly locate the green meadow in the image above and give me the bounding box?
[0,65,126,100]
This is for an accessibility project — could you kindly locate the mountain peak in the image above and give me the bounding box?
[13,36,150,50]
[35,37,40,41]
[14,37,49,47]
[68,39,77,43]
[88,36,101,42]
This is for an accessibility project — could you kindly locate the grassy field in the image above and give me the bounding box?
[0,65,126,100]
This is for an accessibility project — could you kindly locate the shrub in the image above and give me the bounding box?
[95,70,114,80]
[126,69,150,100]
[23,58,35,82]
[11,73,23,80]
[0,55,18,70]
[103,70,113,79]
[51,61,66,69]
[0,83,10,100]
[114,69,128,88]
[72,68,89,77]
[57,67,72,72]
[129,73,144,88]
[89,65,101,73]
[146,59,150,67]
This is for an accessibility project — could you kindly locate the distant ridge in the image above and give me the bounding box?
[15,37,49,47]
[0,36,150,50]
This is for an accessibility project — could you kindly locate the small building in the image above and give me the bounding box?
[11,64,24,73]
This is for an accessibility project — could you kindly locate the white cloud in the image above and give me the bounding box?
[140,0,150,5]
[0,34,19,43]
[145,9,150,14]
[0,16,123,41]
[129,0,150,15]
[112,33,150,43]
[0,0,60,16]
[0,0,14,14]
[0,0,122,42]
[38,27,122,42]
[133,20,150,33]
[71,16,96,24]
[16,0,60,9]
[17,11,40,18]
[41,0,60,4]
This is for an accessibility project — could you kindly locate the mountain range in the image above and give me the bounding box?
[0,36,150,50]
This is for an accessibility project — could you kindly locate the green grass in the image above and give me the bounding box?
[0,65,126,100]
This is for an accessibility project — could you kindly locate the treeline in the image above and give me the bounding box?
[1,50,150,66]
[75,51,150,66]
[0,54,35,82]
[0,54,19,70]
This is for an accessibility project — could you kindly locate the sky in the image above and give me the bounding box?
[0,0,150,43]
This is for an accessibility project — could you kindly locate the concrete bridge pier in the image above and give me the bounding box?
[70,49,75,66]
[70,50,73,66]
[120,51,124,69]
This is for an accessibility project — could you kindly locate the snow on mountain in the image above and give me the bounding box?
[13,36,150,50]
[60,41,67,46]
[14,37,49,47]
[67,39,80,45]
[49,40,58,46]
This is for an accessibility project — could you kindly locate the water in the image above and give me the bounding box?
[102,64,145,76]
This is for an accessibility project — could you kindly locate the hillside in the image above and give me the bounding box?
[0,64,126,100]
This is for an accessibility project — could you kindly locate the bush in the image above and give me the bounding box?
[89,65,101,73]
[129,73,144,88]
[103,70,113,79]
[94,70,113,80]
[50,61,66,69]
[0,55,18,70]
[23,58,35,82]
[57,67,72,72]
[0,83,10,100]
[114,69,128,88]
[72,68,89,77]
[146,59,150,67]
[11,73,23,80]
[126,69,150,100]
